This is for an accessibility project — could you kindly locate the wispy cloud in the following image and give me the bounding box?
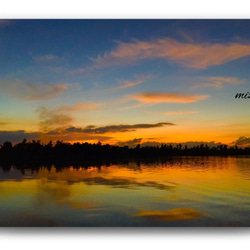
[74,38,250,72]
[107,75,150,92]
[0,79,68,101]
[130,92,209,104]
[110,79,143,91]
[119,103,148,111]
[164,111,198,115]
[192,76,244,89]
[37,107,73,132]
[64,122,175,134]
[58,102,100,112]
[37,102,100,132]
[33,54,59,62]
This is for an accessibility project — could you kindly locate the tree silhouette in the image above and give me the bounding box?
[0,139,249,168]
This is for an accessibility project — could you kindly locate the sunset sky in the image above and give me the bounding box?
[0,19,250,147]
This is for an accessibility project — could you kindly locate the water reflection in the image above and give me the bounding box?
[134,208,207,221]
[0,156,249,226]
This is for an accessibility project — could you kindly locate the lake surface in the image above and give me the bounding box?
[0,156,250,226]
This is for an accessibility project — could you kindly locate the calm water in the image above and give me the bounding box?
[0,156,249,226]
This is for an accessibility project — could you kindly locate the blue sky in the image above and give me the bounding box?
[0,19,250,146]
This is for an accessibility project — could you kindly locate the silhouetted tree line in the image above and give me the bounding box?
[0,139,250,167]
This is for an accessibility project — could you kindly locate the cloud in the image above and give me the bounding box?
[37,107,73,132]
[0,130,39,144]
[75,38,250,72]
[46,130,59,135]
[65,127,82,132]
[58,102,100,112]
[164,111,198,115]
[116,138,142,147]
[193,76,244,89]
[119,103,147,111]
[63,122,175,134]
[82,122,175,134]
[233,136,250,147]
[33,54,58,62]
[107,75,150,92]
[37,102,100,133]
[110,79,143,91]
[0,79,68,101]
[130,92,209,103]
[42,129,113,143]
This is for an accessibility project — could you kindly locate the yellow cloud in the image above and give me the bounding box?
[58,102,100,112]
[130,92,209,103]
[164,111,198,115]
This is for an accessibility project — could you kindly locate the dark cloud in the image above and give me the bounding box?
[46,130,59,135]
[116,138,142,147]
[65,127,82,132]
[179,141,223,148]
[62,123,174,134]
[115,139,225,148]
[0,130,39,144]
[82,122,175,134]
[43,129,113,143]
[233,136,250,147]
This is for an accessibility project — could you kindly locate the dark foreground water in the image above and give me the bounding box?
[0,156,249,226]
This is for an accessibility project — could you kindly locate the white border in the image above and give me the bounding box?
[0,228,250,250]
[0,1,249,249]
[0,0,250,18]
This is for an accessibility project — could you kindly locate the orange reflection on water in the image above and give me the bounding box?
[134,208,207,221]
[34,156,250,205]
[0,156,249,226]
